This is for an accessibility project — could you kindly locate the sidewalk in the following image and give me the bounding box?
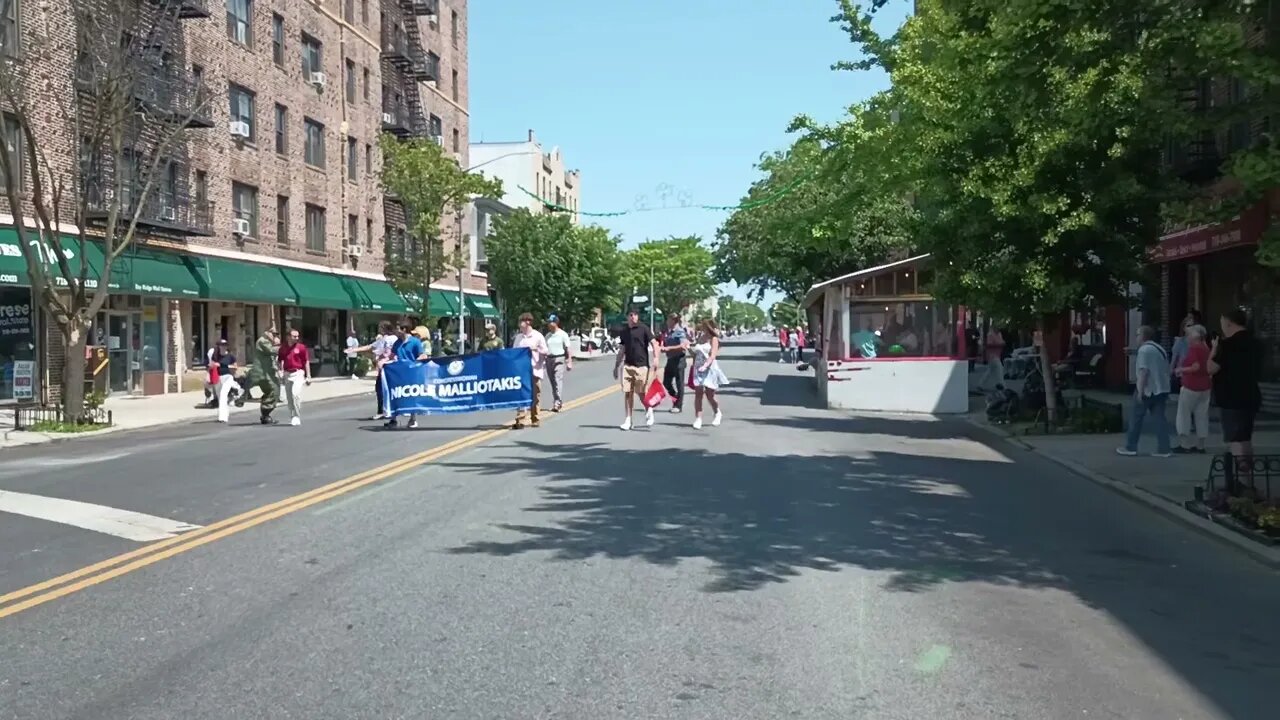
[965,401,1280,567]
[0,376,373,449]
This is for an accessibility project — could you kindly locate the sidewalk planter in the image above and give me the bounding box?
[1185,452,1280,546]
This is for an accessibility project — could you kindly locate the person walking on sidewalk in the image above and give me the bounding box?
[248,328,281,425]
[543,315,572,412]
[212,339,242,424]
[1209,308,1262,467]
[1173,324,1212,453]
[691,318,730,430]
[278,329,312,427]
[615,308,660,431]
[513,312,549,429]
[1117,325,1172,457]
[660,313,690,414]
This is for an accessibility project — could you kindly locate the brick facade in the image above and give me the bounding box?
[2,0,483,402]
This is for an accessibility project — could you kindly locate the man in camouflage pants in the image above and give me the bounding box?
[246,327,281,425]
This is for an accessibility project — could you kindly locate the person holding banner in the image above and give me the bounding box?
[614,308,661,431]
[384,323,432,429]
[512,312,549,429]
[350,320,397,420]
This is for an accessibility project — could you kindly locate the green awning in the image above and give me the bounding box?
[280,268,356,309]
[86,244,204,298]
[345,277,408,313]
[402,290,458,317]
[190,256,299,305]
[464,294,500,319]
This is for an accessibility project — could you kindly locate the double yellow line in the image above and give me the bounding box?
[0,384,617,620]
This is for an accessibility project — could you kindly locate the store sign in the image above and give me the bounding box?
[0,298,32,340]
[0,240,97,288]
[1151,202,1265,263]
[12,360,33,400]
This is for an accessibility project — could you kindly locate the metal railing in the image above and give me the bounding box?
[14,404,113,430]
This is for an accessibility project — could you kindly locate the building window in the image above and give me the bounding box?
[1,114,23,192]
[194,169,207,207]
[361,67,370,101]
[303,119,325,167]
[451,128,459,153]
[232,182,259,237]
[271,14,284,66]
[273,103,287,155]
[428,114,442,138]
[301,34,323,78]
[361,0,369,25]
[347,214,358,248]
[276,195,289,245]
[344,59,356,104]
[451,10,459,47]
[2,0,20,57]
[190,301,209,367]
[346,136,357,181]
[365,142,372,175]
[366,218,373,248]
[451,69,459,102]
[229,84,256,142]
[305,204,326,252]
[427,51,440,80]
[343,0,354,22]
[227,0,252,47]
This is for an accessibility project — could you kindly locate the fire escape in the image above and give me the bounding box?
[78,0,214,238]
[380,0,440,237]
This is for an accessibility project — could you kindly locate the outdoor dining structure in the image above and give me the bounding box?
[801,254,969,414]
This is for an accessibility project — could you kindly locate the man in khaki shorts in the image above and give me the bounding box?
[613,308,660,431]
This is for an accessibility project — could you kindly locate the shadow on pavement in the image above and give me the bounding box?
[718,375,825,410]
[442,413,1280,718]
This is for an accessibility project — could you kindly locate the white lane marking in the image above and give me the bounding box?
[0,490,202,542]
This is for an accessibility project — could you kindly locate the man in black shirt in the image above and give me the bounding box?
[614,308,660,431]
[1209,308,1262,458]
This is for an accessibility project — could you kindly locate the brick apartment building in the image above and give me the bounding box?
[0,0,494,403]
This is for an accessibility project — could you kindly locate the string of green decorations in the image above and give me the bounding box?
[514,172,813,218]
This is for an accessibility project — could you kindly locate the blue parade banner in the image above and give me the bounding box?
[380,348,533,416]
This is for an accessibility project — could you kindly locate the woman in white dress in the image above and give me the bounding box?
[691,318,730,429]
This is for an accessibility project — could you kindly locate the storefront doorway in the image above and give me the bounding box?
[100,310,142,394]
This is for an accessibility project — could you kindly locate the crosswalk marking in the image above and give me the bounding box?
[0,490,202,542]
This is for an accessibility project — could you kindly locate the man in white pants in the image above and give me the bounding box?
[278,328,312,426]
[213,339,242,423]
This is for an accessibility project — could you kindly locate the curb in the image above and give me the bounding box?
[963,417,1280,570]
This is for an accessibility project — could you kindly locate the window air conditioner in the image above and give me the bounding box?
[431,135,444,146]
[345,244,364,257]
[310,72,327,88]
[232,217,251,236]
[160,206,177,221]
[230,121,250,138]
[425,79,438,89]
[382,112,394,124]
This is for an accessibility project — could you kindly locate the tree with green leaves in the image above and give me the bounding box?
[483,210,623,332]
[620,236,716,316]
[769,300,804,328]
[378,134,502,319]
[811,0,1279,418]
[715,114,916,303]
[718,295,767,330]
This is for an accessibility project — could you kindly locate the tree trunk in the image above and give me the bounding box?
[59,318,90,420]
[1036,320,1058,424]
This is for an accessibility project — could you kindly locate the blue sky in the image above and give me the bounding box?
[469,0,911,306]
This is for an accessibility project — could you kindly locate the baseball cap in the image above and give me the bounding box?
[547,314,559,324]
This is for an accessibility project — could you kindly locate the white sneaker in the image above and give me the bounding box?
[350,374,358,380]
[645,408,655,427]
[290,416,301,426]
[711,410,722,427]
[620,417,632,431]
[692,416,703,430]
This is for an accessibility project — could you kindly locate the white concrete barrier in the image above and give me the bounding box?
[821,357,969,414]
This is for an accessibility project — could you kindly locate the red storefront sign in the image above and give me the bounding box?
[1151,201,1267,263]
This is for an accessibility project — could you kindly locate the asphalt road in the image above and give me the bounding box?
[1,338,1277,719]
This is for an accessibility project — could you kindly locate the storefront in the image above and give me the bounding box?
[0,286,37,403]
[1154,197,1280,385]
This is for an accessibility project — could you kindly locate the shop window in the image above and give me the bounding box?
[850,301,958,358]
[190,300,209,366]
[141,298,163,373]
[0,287,37,401]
